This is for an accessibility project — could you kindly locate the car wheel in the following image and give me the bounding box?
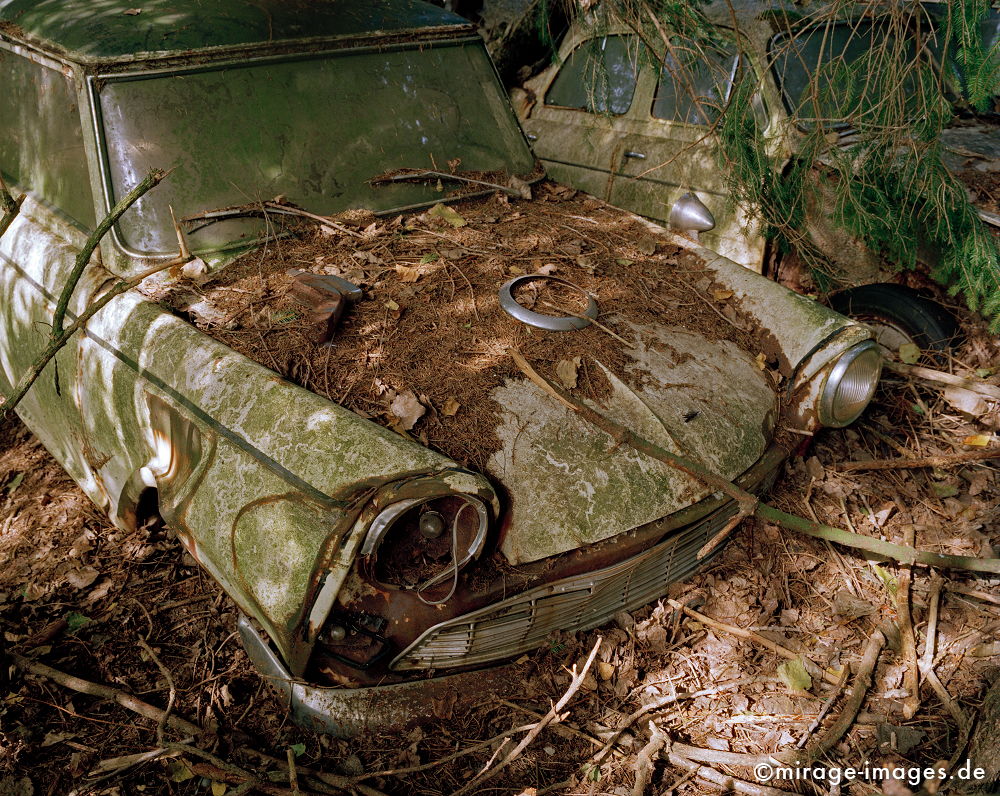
[827,283,959,355]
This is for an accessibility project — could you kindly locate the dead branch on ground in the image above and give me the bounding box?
[837,448,1000,471]
[666,599,842,686]
[10,651,203,736]
[898,520,922,720]
[779,629,885,764]
[885,360,1000,402]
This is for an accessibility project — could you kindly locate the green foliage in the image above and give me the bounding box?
[948,0,1000,111]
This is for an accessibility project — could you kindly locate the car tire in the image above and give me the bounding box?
[827,283,959,354]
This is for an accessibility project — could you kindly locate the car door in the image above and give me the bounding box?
[610,37,767,270]
[523,32,648,202]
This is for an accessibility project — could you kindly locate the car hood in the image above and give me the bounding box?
[487,321,777,564]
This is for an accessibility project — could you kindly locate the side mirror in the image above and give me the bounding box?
[669,192,715,241]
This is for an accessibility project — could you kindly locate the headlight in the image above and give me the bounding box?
[819,340,882,427]
[359,494,489,600]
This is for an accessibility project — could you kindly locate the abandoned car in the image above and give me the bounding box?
[516,2,986,352]
[0,0,881,733]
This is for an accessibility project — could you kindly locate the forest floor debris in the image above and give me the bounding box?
[1,199,999,795]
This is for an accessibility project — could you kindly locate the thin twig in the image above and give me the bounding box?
[370,168,527,198]
[783,630,885,763]
[795,665,850,748]
[837,448,1000,471]
[667,599,842,686]
[287,748,300,795]
[0,253,194,416]
[136,637,176,747]
[449,637,602,796]
[10,652,203,736]
[587,681,754,767]
[0,172,25,238]
[52,169,169,338]
[540,300,634,346]
[666,752,795,796]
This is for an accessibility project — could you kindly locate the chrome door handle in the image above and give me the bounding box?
[623,150,646,159]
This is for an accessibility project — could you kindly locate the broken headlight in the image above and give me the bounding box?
[819,340,882,427]
[359,494,489,602]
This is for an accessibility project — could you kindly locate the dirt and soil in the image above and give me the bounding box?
[1,198,999,796]
[156,183,758,471]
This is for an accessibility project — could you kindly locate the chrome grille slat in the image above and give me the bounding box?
[392,502,741,671]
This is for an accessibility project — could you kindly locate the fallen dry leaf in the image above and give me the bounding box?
[597,661,615,681]
[712,289,734,301]
[123,7,141,14]
[963,433,993,447]
[394,264,423,283]
[428,203,467,228]
[390,391,426,431]
[442,397,461,417]
[556,356,582,389]
[65,566,99,590]
[943,386,988,417]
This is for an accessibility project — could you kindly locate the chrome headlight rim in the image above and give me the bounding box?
[359,494,490,580]
[819,339,882,428]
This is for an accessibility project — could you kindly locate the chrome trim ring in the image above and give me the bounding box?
[359,495,490,575]
[498,274,598,331]
[819,339,882,427]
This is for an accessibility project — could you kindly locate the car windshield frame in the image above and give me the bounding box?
[88,37,536,259]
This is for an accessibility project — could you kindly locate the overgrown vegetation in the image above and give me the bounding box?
[539,0,1000,331]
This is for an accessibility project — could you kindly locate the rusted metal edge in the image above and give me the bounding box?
[237,614,507,737]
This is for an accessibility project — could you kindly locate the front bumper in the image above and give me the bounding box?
[237,477,772,735]
[237,613,511,737]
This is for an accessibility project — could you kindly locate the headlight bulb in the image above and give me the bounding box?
[419,511,445,539]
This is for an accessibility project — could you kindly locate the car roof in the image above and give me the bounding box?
[0,0,472,65]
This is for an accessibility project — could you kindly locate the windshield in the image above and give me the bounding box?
[771,18,942,127]
[98,42,535,255]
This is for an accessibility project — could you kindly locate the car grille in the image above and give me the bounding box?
[391,501,740,671]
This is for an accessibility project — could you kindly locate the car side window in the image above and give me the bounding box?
[651,41,738,125]
[545,35,641,115]
[0,48,94,227]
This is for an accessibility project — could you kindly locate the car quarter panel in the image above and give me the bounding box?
[0,215,496,670]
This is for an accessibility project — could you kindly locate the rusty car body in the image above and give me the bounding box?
[0,0,882,734]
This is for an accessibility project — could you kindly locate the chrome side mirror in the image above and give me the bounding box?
[669,192,715,241]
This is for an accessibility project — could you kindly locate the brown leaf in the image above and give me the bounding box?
[556,356,582,390]
[394,265,423,283]
[123,7,141,14]
[712,289,734,301]
[442,397,461,417]
[66,566,99,590]
[390,391,426,431]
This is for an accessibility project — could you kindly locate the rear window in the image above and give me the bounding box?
[98,42,535,255]
[545,35,641,115]
[771,19,941,126]
[0,48,94,227]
